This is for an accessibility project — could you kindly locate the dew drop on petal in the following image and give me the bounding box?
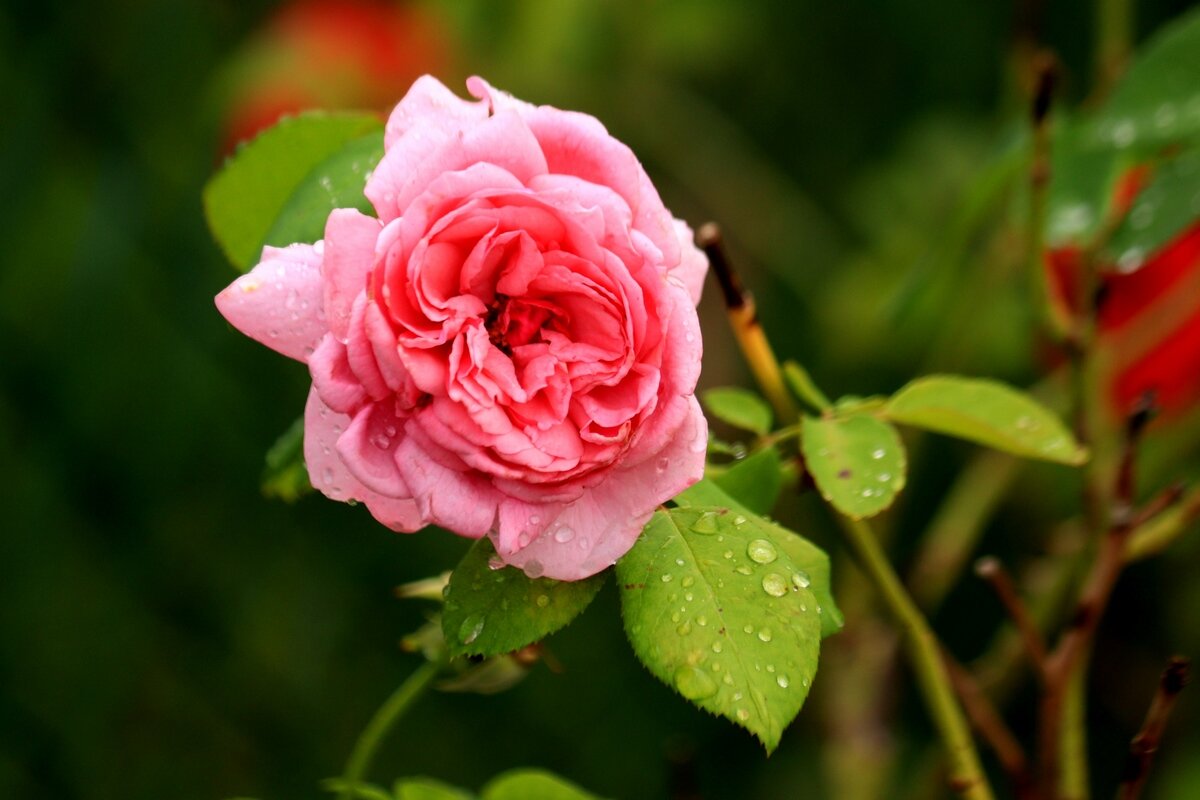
[523,559,545,579]
[553,526,575,543]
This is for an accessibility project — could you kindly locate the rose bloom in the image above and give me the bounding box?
[217,76,709,580]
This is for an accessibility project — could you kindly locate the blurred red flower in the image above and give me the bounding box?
[220,0,447,152]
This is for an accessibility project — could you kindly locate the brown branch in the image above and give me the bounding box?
[697,222,798,421]
[1038,393,1157,795]
[1130,482,1186,530]
[1117,656,1191,800]
[975,556,1049,681]
[943,652,1035,799]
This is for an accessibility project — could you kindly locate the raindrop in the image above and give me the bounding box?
[535,594,550,608]
[736,708,750,721]
[523,559,545,579]
[656,457,670,473]
[682,576,695,588]
[674,665,718,700]
[712,641,723,654]
[758,629,773,642]
[553,526,576,543]
[723,550,734,559]
[877,472,892,482]
[871,448,886,459]
[792,571,811,590]
[661,573,674,583]
[690,511,720,534]
[762,573,788,597]
[675,558,685,566]
[766,664,775,673]
[487,556,506,571]
[747,539,778,565]
[735,565,753,576]
[459,615,485,645]
[685,592,694,602]
[1111,119,1136,147]
[321,468,334,486]
[722,673,734,685]
[676,621,692,636]
[696,615,708,627]
[743,624,754,634]
[777,675,790,689]
[733,515,747,526]
[1117,247,1145,274]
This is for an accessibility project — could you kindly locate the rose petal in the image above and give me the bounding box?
[492,395,707,580]
[215,243,326,362]
[323,208,381,341]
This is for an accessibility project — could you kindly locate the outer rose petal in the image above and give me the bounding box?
[383,74,489,150]
[323,208,381,341]
[492,395,708,580]
[215,243,326,362]
[303,387,424,531]
[671,219,708,306]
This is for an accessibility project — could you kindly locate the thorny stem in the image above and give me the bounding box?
[839,518,994,800]
[336,659,442,800]
[697,223,799,423]
[1117,657,1192,800]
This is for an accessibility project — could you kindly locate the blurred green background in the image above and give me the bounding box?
[2,1,1198,798]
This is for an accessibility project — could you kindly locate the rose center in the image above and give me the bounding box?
[485,295,560,354]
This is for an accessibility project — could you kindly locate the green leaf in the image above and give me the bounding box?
[676,479,843,638]
[204,111,383,270]
[393,777,475,800]
[1105,148,1200,270]
[1084,7,1200,151]
[712,447,785,515]
[261,416,312,501]
[701,387,773,435]
[480,770,601,800]
[441,539,605,658]
[884,375,1087,465]
[617,506,823,752]
[1046,119,1131,246]
[320,778,394,800]
[262,133,384,250]
[801,414,906,520]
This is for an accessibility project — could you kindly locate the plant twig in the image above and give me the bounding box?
[975,556,1049,681]
[698,222,799,423]
[1038,395,1156,796]
[839,518,994,800]
[943,651,1035,799]
[1117,657,1192,800]
[1093,0,1133,102]
[337,659,442,800]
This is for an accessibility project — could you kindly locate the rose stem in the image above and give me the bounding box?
[943,650,1035,800]
[1037,396,1155,798]
[836,517,994,799]
[1093,0,1133,102]
[975,556,1049,681]
[1117,656,1191,800]
[336,659,442,800]
[696,222,798,422]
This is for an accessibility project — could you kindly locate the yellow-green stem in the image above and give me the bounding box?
[337,660,441,800]
[840,518,994,800]
[1060,660,1091,800]
[1094,0,1134,100]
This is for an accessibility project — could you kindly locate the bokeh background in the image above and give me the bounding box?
[2,1,1199,798]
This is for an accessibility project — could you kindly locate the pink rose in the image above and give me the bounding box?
[216,76,708,580]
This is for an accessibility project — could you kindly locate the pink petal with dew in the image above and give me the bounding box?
[384,75,490,150]
[214,243,326,362]
[492,394,708,580]
[322,209,381,341]
[395,413,501,538]
[303,388,424,531]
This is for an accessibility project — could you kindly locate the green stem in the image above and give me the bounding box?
[337,660,442,800]
[1060,660,1091,800]
[839,518,994,800]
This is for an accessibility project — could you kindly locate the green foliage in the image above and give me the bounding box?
[1084,6,1200,151]
[1046,119,1132,247]
[884,375,1087,465]
[711,446,785,514]
[616,504,824,752]
[1105,149,1200,269]
[393,777,475,800]
[263,133,384,250]
[801,414,906,520]
[676,480,843,638]
[441,539,605,658]
[481,769,602,800]
[204,112,383,270]
[701,387,774,435]
[261,416,312,501]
